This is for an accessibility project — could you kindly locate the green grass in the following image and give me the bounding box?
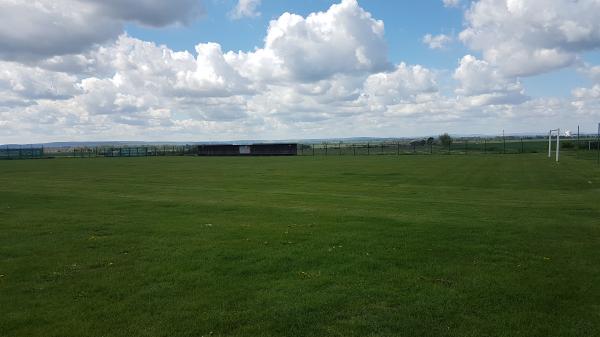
[1,154,599,337]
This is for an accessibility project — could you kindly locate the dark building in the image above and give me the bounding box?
[196,143,297,156]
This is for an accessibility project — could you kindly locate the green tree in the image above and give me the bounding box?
[439,133,453,146]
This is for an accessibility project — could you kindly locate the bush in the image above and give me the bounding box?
[561,141,574,149]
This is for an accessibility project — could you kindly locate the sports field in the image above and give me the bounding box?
[1,154,599,337]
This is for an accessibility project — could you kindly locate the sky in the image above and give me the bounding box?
[1,0,600,144]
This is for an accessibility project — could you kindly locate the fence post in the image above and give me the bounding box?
[339,142,342,156]
[597,122,600,166]
[465,140,468,155]
[397,142,400,156]
[520,138,524,154]
[353,143,356,156]
[503,130,506,154]
[381,143,384,155]
[325,143,328,156]
[367,142,370,155]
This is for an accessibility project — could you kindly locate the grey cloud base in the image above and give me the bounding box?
[0,0,203,61]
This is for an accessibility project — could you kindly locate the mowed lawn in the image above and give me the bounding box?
[1,154,599,337]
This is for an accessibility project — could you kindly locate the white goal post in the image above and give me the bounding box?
[548,129,560,162]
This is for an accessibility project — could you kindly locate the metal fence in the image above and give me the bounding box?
[297,138,600,156]
[0,146,44,160]
[1,137,599,160]
[49,145,197,158]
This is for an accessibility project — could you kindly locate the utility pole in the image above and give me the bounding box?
[577,125,580,151]
[556,128,560,162]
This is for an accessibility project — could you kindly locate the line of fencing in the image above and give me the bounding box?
[1,138,599,160]
[76,145,196,158]
[0,146,44,159]
[297,138,600,156]
[0,145,196,160]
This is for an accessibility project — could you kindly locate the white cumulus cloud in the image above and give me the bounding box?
[423,34,453,49]
[227,0,390,82]
[460,0,600,77]
[229,0,261,19]
[454,55,528,106]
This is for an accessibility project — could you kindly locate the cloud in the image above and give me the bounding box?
[460,0,600,77]
[578,63,600,83]
[572,78,600,114]
[363,63,438,106]
[573,85,600,100]
[229,0,261,19]
[0,0,203,61]
[423,34,452,49]
[0,61,80,104]
[227,0,390,82]
[2,0,597,143]
[87,0,203,27]
[454,55,529,105]
[443,0,461,8]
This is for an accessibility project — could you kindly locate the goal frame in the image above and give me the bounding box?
[548,129,560,162]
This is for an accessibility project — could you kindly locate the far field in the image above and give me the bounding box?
[1,154,599,336]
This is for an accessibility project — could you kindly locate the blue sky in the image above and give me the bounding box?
[1,0,600,143]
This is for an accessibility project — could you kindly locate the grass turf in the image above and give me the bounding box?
[1,154,599,337]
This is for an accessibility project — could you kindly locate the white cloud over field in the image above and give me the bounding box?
[0,0,599,143]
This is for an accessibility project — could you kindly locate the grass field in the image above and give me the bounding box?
[1,154,600,337]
